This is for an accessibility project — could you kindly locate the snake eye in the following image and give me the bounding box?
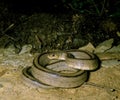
[51,54,55,57]
[51,54,57,58]
[48,53,58,59]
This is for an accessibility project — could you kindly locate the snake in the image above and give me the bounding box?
[22,49,99,88]
[46,50,99,70]
[22,66,55,88]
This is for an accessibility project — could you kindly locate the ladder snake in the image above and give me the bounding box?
[22,49,100,88]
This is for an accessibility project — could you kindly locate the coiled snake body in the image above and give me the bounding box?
[22,49,100,88]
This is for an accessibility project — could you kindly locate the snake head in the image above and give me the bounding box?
[47,51,67,60]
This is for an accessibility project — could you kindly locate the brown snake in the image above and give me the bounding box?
[22,49,100,88]
[45,50,99,70]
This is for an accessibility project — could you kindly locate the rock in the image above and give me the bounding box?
[106,44,120,53]
[19,44,32,55]
[94,38,114,53]
[79,42,95,52]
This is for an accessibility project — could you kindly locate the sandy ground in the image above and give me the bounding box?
[0,48,120,100]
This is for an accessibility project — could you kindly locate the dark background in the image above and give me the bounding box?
[1,0,120,16]
[1,0,66,13]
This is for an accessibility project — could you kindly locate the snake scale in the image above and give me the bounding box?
[22,49,100,88]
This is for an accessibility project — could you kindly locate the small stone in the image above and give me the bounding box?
[94,38,114,53]
[79,42,95,52]
[19,44,32,55]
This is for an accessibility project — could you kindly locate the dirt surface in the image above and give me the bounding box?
[0,47,120,100]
